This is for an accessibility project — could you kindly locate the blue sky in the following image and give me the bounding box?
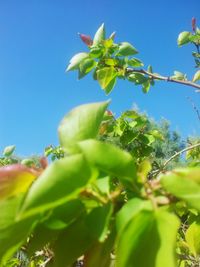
[0,0,200,156]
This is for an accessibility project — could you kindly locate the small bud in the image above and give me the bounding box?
[40,157,48,169]
[106,110,113,116]
[78,33,93,46]
[192,17,196,32]
[109,31,116,40]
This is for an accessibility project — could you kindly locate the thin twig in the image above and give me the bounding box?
[187,96,200,122]
[126,68,200,91]
[163,142,200,168]
[151,142,200,177]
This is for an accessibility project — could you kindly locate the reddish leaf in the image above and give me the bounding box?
[78,33,93,46]
[0,164,39,200]
[192,17,196,32]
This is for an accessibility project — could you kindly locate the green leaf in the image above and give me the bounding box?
[27,199,85,256]
[0,195,23,229]
[78,139,137,186]
[160,167,200,211]
[116,210,179,267]
[19,154,96,219]
[53,217,95,267]
[116,198,152,234]
[0,164,38,200]
[186,218,200,257]
[93,23,105,45]
[128,73,148,84]
[89,46,104,58]
[193,70,200,82]
[97,67,117,91]
[84,231,115,267]
[147,65,153,73]
[142,80,151,93]
[116,42,138,56]
[96,176,110,195]
[58,101,109,153]
[86,203,113,242]
[0,217,36,265]
[104,58,118,66]
[104,76,117,95]
[78,58,96,79]
[3,145,15,157]
[171,71,186,80]
[66,52,89,71]
[177,31,191,46]
[128,58,144,67]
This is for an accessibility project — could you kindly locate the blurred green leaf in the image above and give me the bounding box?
[116,198,152,234]
[0,217,35,265]
[0,164,38,200]
[78,139,137,186]
[58,101,109,153]
[19,155,96,218]
[0,195,23,229]
[86,203,113,242]
[186,218,200,257]
[3,145,15,157]
[116,210,179,267]
[53,217,94,267]
[84,230,115,267]
[160,167,200,211]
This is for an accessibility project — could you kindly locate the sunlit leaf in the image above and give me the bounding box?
[79,58,96,79]
[97,67,117,91]
[142,80,151,93]
[193,70,200,82]
[186,218,200,257]
[116,210,179,267]
[93,23,105,45]
[78,139,137,186]
[116,198,152,234]
[66,52,89,71]
[116,42,138,56]
[177,31,191,46]
[0,164,38,200]
[58,101,109,153]
[160,167,200,211]
[128,58,144,67]
[19,155,97,218]
[3,145,15,157]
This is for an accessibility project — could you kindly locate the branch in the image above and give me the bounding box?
[126,68,200,92]
[187,96,200,122]
[162,142,200,168]
[151,142,200,177]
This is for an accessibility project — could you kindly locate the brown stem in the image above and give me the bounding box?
[162,142,200,168]
[151,142,200,177]
[126,68,200,92]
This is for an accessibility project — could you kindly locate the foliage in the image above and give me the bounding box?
[67,20,200,94]
[0,19,200,267]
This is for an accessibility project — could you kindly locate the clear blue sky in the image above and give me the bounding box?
[0,0,200,156]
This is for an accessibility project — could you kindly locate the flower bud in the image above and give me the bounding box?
[192,17,196,32]
[78,33,93,46]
